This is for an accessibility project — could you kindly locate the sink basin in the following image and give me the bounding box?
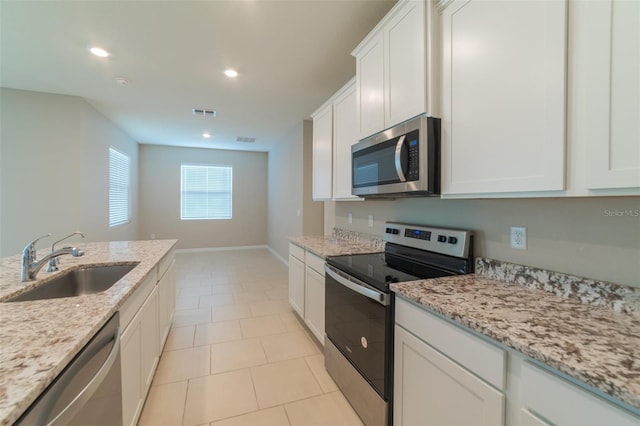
[8,263,138,302]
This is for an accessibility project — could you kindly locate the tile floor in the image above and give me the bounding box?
[139,248,363,426]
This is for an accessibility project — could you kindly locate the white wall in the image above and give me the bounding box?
[0,88,139,256]
[138,144,267,250]
[332,196,640,288]
[268,120,323,260]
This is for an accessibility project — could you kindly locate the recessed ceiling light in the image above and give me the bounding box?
[224,69,238,78]
[90,47,110,57]
[202,132,211,138]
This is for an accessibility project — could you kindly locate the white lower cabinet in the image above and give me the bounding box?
[119,251,176,426]
[288,244,305,318]
[288,243,325,345]
[304,265,325,344]
[394,298,505,426]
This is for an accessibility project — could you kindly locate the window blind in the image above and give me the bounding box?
[109,147,130,227]
[181,164,232,220]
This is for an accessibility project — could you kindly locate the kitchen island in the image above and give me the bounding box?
[0,239,177,426]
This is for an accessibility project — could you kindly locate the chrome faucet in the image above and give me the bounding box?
[21,233,85,282]
[46,231,84,272]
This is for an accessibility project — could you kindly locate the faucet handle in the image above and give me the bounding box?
[23,233,52,257]
[51,231,84,252]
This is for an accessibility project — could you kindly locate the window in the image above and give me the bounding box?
[109,147,130,227]
[181,164,232,220]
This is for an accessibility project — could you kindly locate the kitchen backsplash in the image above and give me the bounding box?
[476,257,640,315]
[332,228,385,250]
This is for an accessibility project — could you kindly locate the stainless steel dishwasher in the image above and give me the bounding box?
[16,312,123,426]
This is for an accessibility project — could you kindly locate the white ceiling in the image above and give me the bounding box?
[0,0,396,152]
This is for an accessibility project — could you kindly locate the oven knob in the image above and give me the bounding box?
[448,236,458,244]
[386,228,392,234]
[393,229,399,235]
[437,235,447,243]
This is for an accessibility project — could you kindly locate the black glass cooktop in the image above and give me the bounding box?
[326,251,455,293]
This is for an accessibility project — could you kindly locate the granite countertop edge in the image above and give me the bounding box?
[288,235,384,258]
[390,275,640,412]
[0,239,177,426]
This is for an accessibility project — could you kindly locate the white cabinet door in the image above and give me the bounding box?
[140,287,159,394]
[385,0,426,127]
[288,253,305,318]
[304,266,325,345]
[312,103,333,200]
[332,81,359,200]
[356,32,385,138]
[120,312,143,426]
[521,361,640,425]
[158,260,176,349]
[394,325,505,426]
[583,0,640,189]
[441,0,567,195]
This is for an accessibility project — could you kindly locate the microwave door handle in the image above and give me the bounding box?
[394,135,407,182]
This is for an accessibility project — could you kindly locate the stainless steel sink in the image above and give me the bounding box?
[8,263,138,302]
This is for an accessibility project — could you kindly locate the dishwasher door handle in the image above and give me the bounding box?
[48,327,121,426]
[325,264,390,306]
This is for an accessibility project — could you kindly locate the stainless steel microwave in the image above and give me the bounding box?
[351,114,440,197]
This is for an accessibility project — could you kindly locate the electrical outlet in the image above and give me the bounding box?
[150,233,156,240]
[510,227,527,250]
[368,215,374,227]
[348,213,353,224]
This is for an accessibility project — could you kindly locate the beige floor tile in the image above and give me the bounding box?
[176,296,200,310]
[179,286,213,297]
[266,286,289,300]
[194,321,242,346]
[199,293,235,308]
[211,284,242,294]
[261,330,319,363]
[250,300,293,317]
[280,312,304,331]
[210,406,290,426]
[304,354,338,393]
[285,392,363,426]
[172,308,211,327]
[183,369,258,425]
[138,381,188,426]
[211,338,268,373]
[164,325,195,351]
[153,345,210,385]
[211,304,253,322]
[251,358,323,408]
[234,291,268,304]
[240,315,287,338]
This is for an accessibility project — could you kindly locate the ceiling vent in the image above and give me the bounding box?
[192,108,217,117]
[236,136,256,143]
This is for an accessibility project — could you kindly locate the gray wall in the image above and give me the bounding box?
[267,120,323,260]
[0,88,139,256]
[138,144,268,250]
[333,197,640,287]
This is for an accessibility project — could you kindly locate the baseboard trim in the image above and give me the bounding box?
[267,246,288,266]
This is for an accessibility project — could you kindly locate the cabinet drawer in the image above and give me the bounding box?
[395,297,506,390]
[522,361,639,425]
[289,243,305,261]
[305,251,325,275]
[120,272,156,331]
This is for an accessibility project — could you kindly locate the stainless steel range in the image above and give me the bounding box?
[324,222,474,426]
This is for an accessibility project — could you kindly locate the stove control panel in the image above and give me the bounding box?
[383,222,473,258]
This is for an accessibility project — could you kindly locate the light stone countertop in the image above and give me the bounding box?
[391,260,640,412]
[0,239,177,426]
[288,234,384,259]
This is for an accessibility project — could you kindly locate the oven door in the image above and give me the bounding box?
[324,264,393,399]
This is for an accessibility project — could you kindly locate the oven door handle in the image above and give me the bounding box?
[394,135,407,182]
[325,264,390,306]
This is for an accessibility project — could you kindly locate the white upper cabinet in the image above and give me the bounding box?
[353,0,438,139]
[582,0,640,190]
[311,103,333,201]
[311,78,361,201]
[332,82,360,200]
[441,0,568,195]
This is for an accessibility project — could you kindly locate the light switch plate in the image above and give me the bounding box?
[368,215,374,227]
